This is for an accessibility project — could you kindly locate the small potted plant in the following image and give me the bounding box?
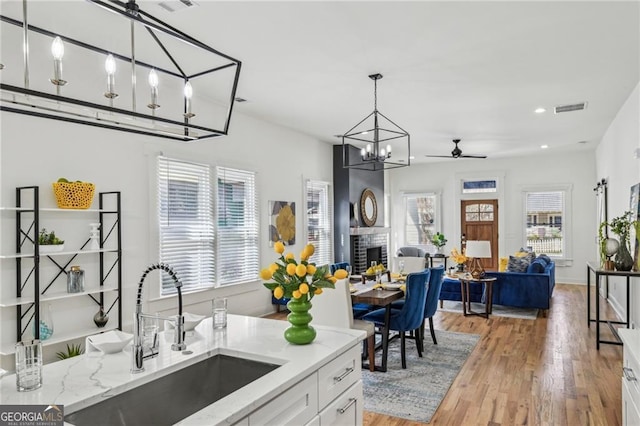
[609,211,636,271]
[38,228,65,253]
[430,232,447,254]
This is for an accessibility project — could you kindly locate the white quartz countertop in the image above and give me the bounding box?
[0,314,365,425]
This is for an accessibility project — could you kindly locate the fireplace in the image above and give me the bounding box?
[350,227,389,274]
[366,247,382,268]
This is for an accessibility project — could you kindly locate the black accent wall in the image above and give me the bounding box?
[332,144,385,264]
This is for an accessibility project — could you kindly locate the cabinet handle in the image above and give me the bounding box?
[333,367,354,383]
[624,367,637,381]
[337,397,357,414]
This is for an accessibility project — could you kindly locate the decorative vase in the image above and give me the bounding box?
[35,303,54,340]
[93,307,109,328]
[615,240,634,271]
[284,298,316,345]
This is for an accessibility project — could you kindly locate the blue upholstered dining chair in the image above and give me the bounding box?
[391,265,445,346]
[362,270,430,369]
[330,262,372,319]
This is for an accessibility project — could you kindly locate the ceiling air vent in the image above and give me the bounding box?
[554,102,587,114]
[157,0,198,13]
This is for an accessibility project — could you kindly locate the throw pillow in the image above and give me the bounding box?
[499,257,509,272]
[525,251,537,263]
[527,259,546,274]
[508,255,530,273]
[538,254,551,264]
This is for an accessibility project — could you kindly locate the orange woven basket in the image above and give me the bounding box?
[52,182,96,209]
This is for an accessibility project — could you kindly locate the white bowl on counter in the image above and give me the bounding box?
[86,330,133,354]
[165,312,206,332]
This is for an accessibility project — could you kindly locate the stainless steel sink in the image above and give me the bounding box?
[64,354,280,426]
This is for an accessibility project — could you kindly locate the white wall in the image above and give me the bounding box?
[387,149,597,284]
[0,108,332,368]
[595,82,640,324]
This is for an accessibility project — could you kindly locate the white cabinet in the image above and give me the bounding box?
[248,374,318,426]
[620,330,640,426]
[245,345,363,426]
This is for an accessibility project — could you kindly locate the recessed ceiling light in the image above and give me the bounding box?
[535,107,546,114]
[541,145,549,149]
[409,156,415,160]
[360,131,369,135]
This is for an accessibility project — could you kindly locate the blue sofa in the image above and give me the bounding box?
[439,260,555,310]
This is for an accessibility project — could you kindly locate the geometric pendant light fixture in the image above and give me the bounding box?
[0,0,242,141]
[342,73,411,171]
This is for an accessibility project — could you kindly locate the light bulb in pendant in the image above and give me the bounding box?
[147,68,160,109]
[50,36,66,86]
[104,54,118,99]
[51,36,64,60]
[183,81,195,118]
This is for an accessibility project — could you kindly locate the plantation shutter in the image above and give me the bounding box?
[306,179,333,265]
[216,166,259,285]
[158,156,214,295]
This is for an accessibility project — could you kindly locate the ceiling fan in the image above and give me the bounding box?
[425,139,487,159]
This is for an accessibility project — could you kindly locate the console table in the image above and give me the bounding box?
[586,261,640,350]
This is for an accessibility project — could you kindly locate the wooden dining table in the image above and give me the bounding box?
[351,288,404,372]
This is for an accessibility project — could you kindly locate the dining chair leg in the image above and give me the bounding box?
[415,327,424,358]
[367,335,375,372]
[429,317,437,345]
[400,332,407,369]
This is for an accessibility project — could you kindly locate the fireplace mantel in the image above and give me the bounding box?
[350,227,390,236]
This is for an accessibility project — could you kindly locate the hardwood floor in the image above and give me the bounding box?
[267,284,623,425]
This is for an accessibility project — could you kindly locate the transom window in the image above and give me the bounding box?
[462,179,497,194]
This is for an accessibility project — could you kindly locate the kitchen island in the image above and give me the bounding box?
[0,314,366,425]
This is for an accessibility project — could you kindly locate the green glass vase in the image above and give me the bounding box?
[284,298,316,345]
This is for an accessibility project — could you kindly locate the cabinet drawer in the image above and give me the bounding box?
[319,381,363,426]
[318,346,361,409]
[623,377,640,426]
[624,345,640,407]
[249,374,318,426]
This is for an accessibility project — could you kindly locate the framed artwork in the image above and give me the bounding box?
[269,200,296,246]
[631,183,640,271]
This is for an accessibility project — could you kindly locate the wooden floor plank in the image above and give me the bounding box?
[265,283,623,425]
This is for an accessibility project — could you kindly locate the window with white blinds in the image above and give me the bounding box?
[217,167,259,285]
[306,180,333,265]
[158,156,214,295]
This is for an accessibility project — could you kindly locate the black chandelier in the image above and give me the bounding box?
[0,0,241,141]
[342,73,410,171]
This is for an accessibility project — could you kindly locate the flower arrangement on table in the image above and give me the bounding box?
[430,232,447,251]
[450,247,468,272]
[260,241,346,344]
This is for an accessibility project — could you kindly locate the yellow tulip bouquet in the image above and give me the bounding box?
[450,247,468,271]
[261,241,344,301]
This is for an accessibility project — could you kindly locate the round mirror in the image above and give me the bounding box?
[360,188,378,227]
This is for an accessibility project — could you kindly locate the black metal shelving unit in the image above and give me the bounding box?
[12,186,122,344]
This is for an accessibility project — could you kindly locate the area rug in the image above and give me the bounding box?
[362,330,479,423]
[439,300,539,320]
